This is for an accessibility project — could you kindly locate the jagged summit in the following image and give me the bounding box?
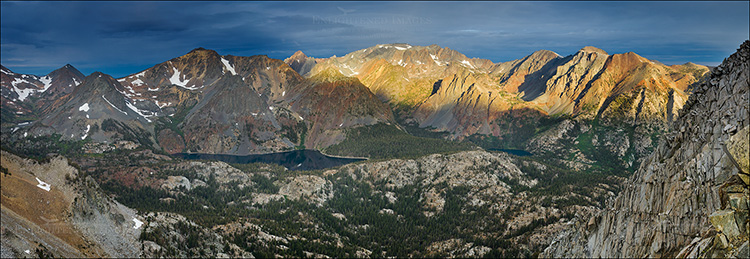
[181,47,220,58]
[290,50,308,59]
[285,50,318,76]
[578,46,608,55]
[188,47,209,53]
[530,49,562,57]
[52,64,84,76]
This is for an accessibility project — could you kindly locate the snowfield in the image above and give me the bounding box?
[78,103,90,112]
[35,177,51,192]
[133,218,144,229]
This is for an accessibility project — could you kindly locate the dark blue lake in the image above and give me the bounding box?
[490,148,533,156]
[172,149,366,171]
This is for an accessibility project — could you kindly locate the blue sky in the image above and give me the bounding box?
[2,1,748,78]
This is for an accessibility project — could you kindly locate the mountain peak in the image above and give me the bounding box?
[578,46,608,55]
[86,71,114,81]
[53,63,82,73]
[189,47,208,53]
[310,67,350,82]
[48,63,85,81]
[285,50,317,76]
[184,47,220,58]
[530,49,562,58]
[291,50,308,59]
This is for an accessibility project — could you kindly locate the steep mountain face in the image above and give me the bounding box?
[288,68,395,149]
[284,50,318,76]
[574,52,701,127]
[109,48,393,154]
[309,44,707,141]
[413,69,544,138]
[311,44,495,108]
[1,64,84,123]
[493,49,565,94]
[542,41,749,258]
[514,47,609,114]
[26,72,156,147]
[495,46,706,126]
[168,51,308,154]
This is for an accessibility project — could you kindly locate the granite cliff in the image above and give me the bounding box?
[542,41,749,258]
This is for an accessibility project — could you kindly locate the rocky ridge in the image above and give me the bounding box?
[3,48,394,155]
[309,44,706,141]
[1,64,84,124]
[541,40,750,258]
[28,72,157,148]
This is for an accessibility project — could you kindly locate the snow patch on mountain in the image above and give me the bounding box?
[10,75,54,101]
[133,218,143,229]
[78,103,90,112]
[125,100,154,122]
[221,57,238,75]
[82,124,90,140]
[102,95,128,115]
[340,63,359,75]
[430,54,446,66]
[131,78,145,86]
[12,79,36,101]
[39,76,52,90]
[1,67,14,75]
[35,177,51,192]
[155,100,172,108]
[169,67,192,89]
[394,45,412,50]
[460,60,475,69]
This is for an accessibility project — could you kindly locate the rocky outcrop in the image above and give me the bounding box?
[0,151,142,258]
[339,150,536,217]
[542,41,750,258]
[139,212,252,258]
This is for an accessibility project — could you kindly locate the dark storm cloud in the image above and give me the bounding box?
[2,1,748,77]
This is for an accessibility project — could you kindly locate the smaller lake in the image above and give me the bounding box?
[490,148,533,157]
[172,149,366,171]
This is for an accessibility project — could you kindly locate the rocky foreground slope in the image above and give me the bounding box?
[0,151,141,258]
[542,41,749,258]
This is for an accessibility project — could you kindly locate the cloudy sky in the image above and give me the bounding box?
[2,1,748,77]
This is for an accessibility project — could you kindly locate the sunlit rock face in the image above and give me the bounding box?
[542,40,749,258]
[312,44,706,140]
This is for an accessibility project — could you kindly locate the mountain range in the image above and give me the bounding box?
[1,43,707,157]
[1,42,746,259]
